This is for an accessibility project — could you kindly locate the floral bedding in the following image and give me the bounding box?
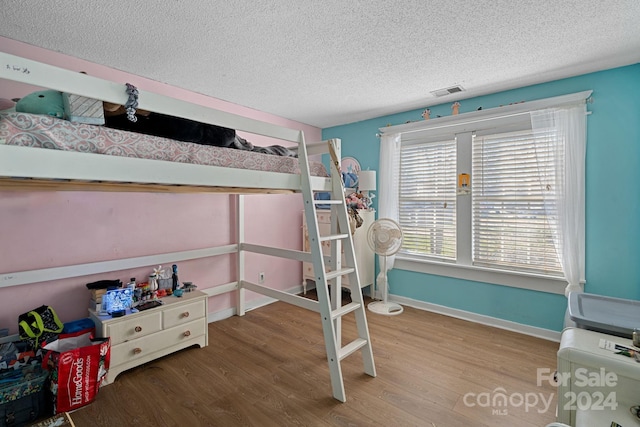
[0,112,328,176]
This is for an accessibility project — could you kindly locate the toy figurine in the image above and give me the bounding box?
[421,108,431,120]
[149,274,158,291]
[451,102,460,115]
[172,264,179,291]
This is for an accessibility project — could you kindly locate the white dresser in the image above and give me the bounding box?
[302,209,375,293]
[89,290,208,384]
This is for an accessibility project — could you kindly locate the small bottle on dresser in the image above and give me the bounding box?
[128,277,136,301]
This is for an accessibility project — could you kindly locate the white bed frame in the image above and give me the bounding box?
[0,52,376,402]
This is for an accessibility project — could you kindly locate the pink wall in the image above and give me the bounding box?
[0,37,322,333]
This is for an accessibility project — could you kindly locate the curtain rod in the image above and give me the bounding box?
[376,90,593,137]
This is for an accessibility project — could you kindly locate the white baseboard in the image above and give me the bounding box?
[389,294,562,342]
[207,307,236,323]
[207,283,305,323]
[205,283,562,342]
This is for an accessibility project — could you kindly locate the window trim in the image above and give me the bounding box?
[395,256,568,294]
[380,91,591,295]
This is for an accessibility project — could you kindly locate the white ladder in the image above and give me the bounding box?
[298,138,376,403]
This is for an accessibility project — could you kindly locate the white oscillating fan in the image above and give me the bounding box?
[367,218,404,316]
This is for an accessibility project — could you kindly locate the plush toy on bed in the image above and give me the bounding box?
[15,90,65,119]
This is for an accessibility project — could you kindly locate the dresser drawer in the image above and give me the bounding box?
[302,209,374,289]
[106,311,162,345]
[303,262,314,279]
[304,219,332,255]
[163,300,205,329]
[110,318,206,366]
[305,221,339,255]
[317,211,331,224]
[303,262,351,285]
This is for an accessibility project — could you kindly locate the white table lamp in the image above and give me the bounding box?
[358,170,376,197]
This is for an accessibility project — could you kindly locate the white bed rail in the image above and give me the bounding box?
[0,52,302,144]
[0,246,237,289]
[0,52,338,193]
[306,139,339,156]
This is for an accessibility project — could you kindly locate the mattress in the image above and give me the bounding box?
[0,112,327,177]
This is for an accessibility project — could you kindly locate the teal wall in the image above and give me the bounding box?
[322,64,640,332]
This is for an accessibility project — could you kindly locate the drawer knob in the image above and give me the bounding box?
[183,330,191,337]
[182,312,190,318]
[134,326,142,333]
[133,347,142,354]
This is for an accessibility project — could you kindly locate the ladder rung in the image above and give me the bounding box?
[331,302,361,319]
[325,267,355,281]
[319,233,350,242]
[313,199,343,205]
[338,338,368,361]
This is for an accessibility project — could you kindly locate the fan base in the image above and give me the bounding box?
[367,301,404,316]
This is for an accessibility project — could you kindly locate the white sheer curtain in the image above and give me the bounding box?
[378,132,402,271]
[530,104,586,297]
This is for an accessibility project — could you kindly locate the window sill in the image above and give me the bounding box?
[394,256,567,295]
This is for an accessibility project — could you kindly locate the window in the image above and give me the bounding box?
[472,129,563,276]
[398,127,565,275]
[399,139,457,261]
[382,91,589,293]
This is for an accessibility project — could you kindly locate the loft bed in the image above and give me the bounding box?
[0,110,329,193]
[0,53,332,194]
[0,52,375,402]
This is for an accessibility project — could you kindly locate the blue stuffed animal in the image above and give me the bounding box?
[15,90,65,119]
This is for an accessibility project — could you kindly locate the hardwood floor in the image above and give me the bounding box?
[69,294,560,426]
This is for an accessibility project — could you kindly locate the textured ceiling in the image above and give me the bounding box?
[1,1,639,128]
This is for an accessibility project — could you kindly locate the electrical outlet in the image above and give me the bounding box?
[259,272,265,284]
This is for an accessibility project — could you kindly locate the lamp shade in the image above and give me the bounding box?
[358,170,376,191]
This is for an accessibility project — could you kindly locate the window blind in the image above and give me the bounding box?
[472,129,563,275]
[399,139,457,260]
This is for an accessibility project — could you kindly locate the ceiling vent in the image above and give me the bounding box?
[431,85,465,97]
